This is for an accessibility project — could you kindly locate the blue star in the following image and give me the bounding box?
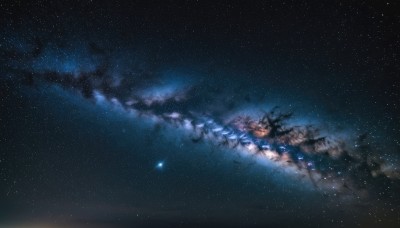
[156,161,164,170]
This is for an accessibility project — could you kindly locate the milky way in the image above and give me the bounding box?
[1,2,400,225]
[2,38,399,204]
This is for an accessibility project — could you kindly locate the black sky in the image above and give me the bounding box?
[1,1,400,227]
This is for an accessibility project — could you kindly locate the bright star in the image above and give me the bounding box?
[156,161,164,169]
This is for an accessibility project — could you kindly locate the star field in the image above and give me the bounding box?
[1,1,399,227]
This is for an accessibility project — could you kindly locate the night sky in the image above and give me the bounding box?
[1,1,400,227]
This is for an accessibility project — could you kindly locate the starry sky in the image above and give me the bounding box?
[1,1,399,227]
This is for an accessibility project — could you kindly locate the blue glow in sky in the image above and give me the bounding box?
[156,161,164,170]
